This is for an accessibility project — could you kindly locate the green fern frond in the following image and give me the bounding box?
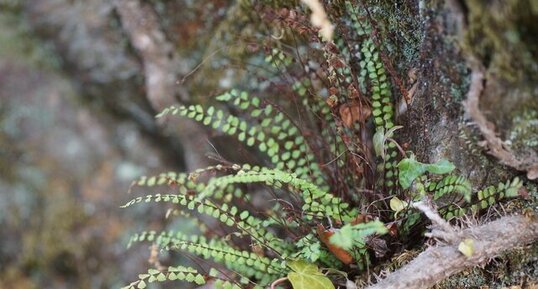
[265,47,293,67]
[157,101,328,189]
[128,230,286,284]
[215,89,328,187]
[121,266,208,289]
[345,1,399,193]
[427,175,472,202]
[121,193,289,254]
[292,234,344,268]
[133,171,196,188]
[198,167,356,220]
[441,177,523,219]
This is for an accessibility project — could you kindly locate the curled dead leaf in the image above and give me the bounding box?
[326,95,338,108]
[387,223,398,237]
[317,224,353,264]
[368,236,389,258]
[339,101,371,128]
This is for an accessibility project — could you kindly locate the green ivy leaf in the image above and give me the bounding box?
[397,156,427,189]
[389,196,408,217]
[287,260,335,289]
[398,156,455,189]
[425,159,455,175]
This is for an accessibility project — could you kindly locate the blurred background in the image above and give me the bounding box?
[0,0,242,288]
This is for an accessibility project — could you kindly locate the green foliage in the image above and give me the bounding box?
[441,177,523,220]
[509,109,538,149]
[265,47,293,67]
[122,266,208,289]
[158,89,327,188]
[373,126,402,160]
[428,175,472,202]
[389,196,408,217]
[128,230,284,284]
[198,167,355,220]
[397,156,456,189]
[122,2,527,288]
[287,260,335,289]
[344,0,401,193]
[329,221,388,251]
[292,234,323,263]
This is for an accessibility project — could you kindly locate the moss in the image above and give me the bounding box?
[464,0,538,83]
[509,108,538,150]
[341,0,422,80]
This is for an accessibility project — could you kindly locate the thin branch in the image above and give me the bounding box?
[365,215,538,289]
[462,42,538,180]
[412,200,457,243]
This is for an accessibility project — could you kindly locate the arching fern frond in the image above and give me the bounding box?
[198,167,356,221]
[127,230,286,285]
[121,193,289,254]
[121,266,208,289]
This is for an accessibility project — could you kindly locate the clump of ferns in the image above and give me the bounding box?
[121,87,376,289]
[121,2,527,289]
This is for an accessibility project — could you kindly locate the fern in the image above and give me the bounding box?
[157,92,327,189]
[343,0,399,193]
[121,266,210,289]
[442,177,523,220]
[428,175,472,202]
[122,2,528,288]
[198,167,355,220]
[121,193,288,254]
[215,90,327,187]
[400,177,523,232]
[128,230,285,285]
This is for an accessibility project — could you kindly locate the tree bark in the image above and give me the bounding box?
[114,0,211,170]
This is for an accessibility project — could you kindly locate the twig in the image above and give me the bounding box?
[365,215,538,289]
[462,41,538,180]
[412,200,458,244]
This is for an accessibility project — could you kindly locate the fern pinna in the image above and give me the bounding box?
[122,1,526,288]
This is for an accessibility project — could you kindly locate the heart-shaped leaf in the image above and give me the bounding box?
[389,197,408,217]
[425,159,455,174]
[287,260,335,289]
[398,156,455,189]
[397,156,427,189]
